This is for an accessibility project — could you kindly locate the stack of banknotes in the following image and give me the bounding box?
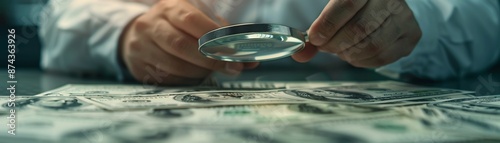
[1,81,499,143]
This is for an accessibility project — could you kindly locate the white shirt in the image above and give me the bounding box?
[39,0,500,81]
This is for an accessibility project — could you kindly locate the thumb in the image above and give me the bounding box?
[308,0,367,46]
[292,42,319,63]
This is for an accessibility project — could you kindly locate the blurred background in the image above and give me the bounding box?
[1,0,47,69]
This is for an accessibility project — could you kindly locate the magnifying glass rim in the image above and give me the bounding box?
[198,23,307,62]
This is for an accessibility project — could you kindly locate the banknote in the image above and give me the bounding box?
[77,81,471,110]
[56,109,489,143]
[0,100,393,143]
[428,95,500,114]
[218,81,358,89]
[76,91,307,111]
[32,81,396,97]
[34,84,217,96]
[396,95,500,139]
[0,96,103,112]
[34,84,289,97]
[5,81,489,143]
[429,95,500,137]
[283,81,471,104]
[4,101,495,143]
[0,112,120,143]
[374,93,476,107]
[125,103,394,127]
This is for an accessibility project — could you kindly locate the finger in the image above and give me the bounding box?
[309,0,368,46]
[349,36,414,68]
[147,20,243,75]
[127,59,203,86]
[292,42,318,63]
[338,16,402,62]
[138,39,212,79]
[159,0,220,38]
[217,15,231,26]
[320,0,389,53]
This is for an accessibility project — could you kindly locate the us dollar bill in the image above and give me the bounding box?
[129,103,394,127]
[57,109,490,143]
[282,81,471,104]
[375,93,476,107]
[76,91,307,111]
[218,81,358,89]
[34,84,295,97]
[34,84,224,96]
[396,95,500,139]
[0,96,103,112]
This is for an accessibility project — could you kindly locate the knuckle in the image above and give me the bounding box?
[344,23,364,42]
[339,0,366,12]
[320,17,337,34]
[128,39,142,53]
[340,0,357,10]
[337,41,353,52]
[355,20,368,36]
[151,22,170,40]
[133,16,150,31]
[179,10,196,23]
[157,0,178,11]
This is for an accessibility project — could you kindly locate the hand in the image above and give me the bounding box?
[119,0,258,85]
[294,0,421,68]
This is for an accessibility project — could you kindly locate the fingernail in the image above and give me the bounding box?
[311,33,328,46]
[225,62,242,75]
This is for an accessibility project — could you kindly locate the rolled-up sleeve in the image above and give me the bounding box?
[377,0,500,80]
[39,0,149,80]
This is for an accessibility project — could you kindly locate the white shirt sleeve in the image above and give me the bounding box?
[39,0,150,81]
[377,0,500,80]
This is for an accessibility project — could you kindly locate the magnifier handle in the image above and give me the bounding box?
[302,32,309,43]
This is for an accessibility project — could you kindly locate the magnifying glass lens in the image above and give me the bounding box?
[199,24,306,62]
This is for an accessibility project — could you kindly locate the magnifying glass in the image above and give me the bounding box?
[198,23,308,62]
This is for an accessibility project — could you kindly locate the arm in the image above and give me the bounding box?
[377,0,500,80]
[40,0,254,85]
[39,0,149,80]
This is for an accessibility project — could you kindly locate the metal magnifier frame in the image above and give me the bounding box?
[199,23,307,62]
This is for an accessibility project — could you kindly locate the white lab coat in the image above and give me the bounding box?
[39,0,500,81]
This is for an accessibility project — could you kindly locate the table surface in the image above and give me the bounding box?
[1,65,499,96]
[1,66,499,143]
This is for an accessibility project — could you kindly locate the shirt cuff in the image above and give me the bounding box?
[376,0,441,80]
